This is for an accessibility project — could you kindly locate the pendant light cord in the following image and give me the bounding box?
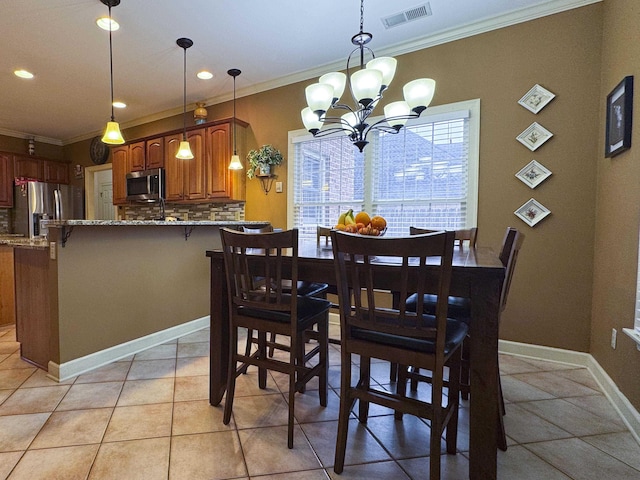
[232,74,237,155]
[182,46,187,140]
[108,4,115,122]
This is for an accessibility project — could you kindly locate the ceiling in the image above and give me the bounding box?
[0,0,593,145]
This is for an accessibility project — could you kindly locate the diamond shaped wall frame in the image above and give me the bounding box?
[516,122,553,151]
[515,160,552,189]
[514,198,551,227]
[518,84,556,114]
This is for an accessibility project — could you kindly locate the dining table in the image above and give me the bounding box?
[206,238,505,480]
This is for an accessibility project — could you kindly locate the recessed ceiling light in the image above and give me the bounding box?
[112,101,126,108]
[96,16,119,31]
[197,71,213,80]
[14,69,34,79]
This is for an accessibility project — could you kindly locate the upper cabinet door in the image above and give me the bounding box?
[129,141,145,172]
[14,155,44,181]
[145,138,164,170]
[206,123,231,199]
[185,129,206,200]
[0,152,14,207]
[164,134,184,202]
[111,146,129,205]
[43,160,69,184]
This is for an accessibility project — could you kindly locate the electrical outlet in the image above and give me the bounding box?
[183,213,189,221]
[611,328,617,349]
[275,181,283,193]
[49,242,56,260]
[210,212,216,221]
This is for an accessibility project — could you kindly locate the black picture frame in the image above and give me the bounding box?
[605,76,633,158]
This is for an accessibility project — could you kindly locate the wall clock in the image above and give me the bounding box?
[90,136,110,165]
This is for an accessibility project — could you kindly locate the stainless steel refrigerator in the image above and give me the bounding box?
[13,181,84,238]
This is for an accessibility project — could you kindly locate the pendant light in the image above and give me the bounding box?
[301,0,435,152]
[227,68,243,170]
[176,37,194,160]
[100,0,124,145]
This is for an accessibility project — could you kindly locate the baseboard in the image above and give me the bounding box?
[499,339,640,445]
[47,316,210,382]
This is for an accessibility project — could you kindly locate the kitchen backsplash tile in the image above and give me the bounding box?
[0,210,9,233]
[124,202,245,222]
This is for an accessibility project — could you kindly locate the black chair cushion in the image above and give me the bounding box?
[352,316,468,355]
[406,293,471,324]
[294,282,329,297]
[238,295,331,324]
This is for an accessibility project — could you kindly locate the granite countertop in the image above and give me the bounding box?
[44,220,270,227]
[0,220,271,248]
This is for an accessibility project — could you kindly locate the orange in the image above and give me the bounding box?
[354,211,371,226]
[370,215,387,231]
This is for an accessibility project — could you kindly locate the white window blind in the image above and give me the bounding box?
[287,99,480,242]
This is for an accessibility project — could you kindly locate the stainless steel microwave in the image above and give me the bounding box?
[126,168,165,203]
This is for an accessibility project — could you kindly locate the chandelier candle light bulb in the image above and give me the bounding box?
[301,0,436,152]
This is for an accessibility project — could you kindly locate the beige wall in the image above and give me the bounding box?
[591,0,640,409]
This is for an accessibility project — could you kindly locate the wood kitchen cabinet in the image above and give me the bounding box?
[14,155,44,181]
[111,145,129,205]
[43,160,69,184]
[0,246,15,326]
[145,137,164,169]
[164,130,206,201]
[0,152,14,207]
[113,118,247,205]
[128,141,145,172]
[205,122,246,201]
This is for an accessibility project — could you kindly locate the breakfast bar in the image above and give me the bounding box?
[5,219,268,381]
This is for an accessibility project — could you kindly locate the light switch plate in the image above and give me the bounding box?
[49,242,56,260]
[276,181,283,193]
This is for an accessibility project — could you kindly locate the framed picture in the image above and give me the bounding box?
[516,122,553,151]
[515,160,552,189]
[605,75,633,158]
[514,198,551,227]
[518,84,556,114]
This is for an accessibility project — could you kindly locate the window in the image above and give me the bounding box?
[288,99,480,241]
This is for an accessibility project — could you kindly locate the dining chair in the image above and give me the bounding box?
[387,227,478,382]
[405,226,524,451]
[220,227,330,448]
[241,225,329,360]
[317,225,332,246]
[331,229,467,479]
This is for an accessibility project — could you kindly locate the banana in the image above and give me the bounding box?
[344,209,355,225]
[337,212,347,225]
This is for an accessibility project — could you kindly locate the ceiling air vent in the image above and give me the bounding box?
[381,3,432,29]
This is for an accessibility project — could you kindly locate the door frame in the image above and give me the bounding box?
[84,164,118,220]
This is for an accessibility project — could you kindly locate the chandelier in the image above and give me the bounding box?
[301,0,436,152]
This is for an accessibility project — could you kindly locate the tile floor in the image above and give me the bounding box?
[0,323,639,479]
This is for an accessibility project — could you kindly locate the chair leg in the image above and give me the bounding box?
[446,348,462,455]
[395,364,408,420]
[240,328,253,374]
[257,331,267,389]
[287,348,296,449]
[223,326,238,425]
[334,351,353,474]
[296,335,306,394]
[460,337,470,400]
[389,361,398,382]
[409,366,420,392]
[318,318,328,407]
[358,357,370,423]
[497,372,508,451]
[268,332,277,357]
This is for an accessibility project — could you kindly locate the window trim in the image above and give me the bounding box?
[287,98,481,230]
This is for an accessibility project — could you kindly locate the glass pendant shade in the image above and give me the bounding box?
[301,107,324,132]
[176,140,194,160]
[102,121,125,144]
[384,101,411,128]
[341,112,358,133]
[403,78,436,113]
[351,68,382,107]
[319,72,346,103]
[228,154,243,170]
[306,83,334,115]
[366,57,397,90]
